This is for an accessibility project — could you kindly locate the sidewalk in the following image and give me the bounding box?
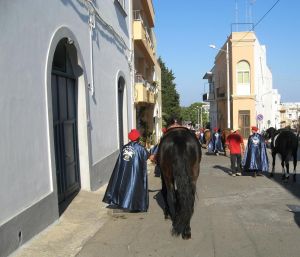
[11,182,111,257]
[11,162,156,257]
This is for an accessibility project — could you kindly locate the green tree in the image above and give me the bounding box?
[180,102,209,128]
[158,57,181,125]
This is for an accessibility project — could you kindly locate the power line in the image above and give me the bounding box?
[252,0,280,30]
[233,0,281,45]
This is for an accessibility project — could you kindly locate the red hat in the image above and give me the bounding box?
[162,127,167,134]
[128,129,140,141]
[214,127,218,132]
[251,126,258,132]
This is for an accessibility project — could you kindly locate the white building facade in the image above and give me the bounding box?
[280,102,300,129]
[0,1,134,256]
[253,41,281,131]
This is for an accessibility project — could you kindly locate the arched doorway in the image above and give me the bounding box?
[118,77,125,148]
[51,38,80,213]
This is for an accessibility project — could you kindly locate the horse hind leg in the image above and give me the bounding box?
[161,174,173,219]
[270,153,276,177]
[182,223,191,240]
[223,145,227,156]
[285,160,290,181]
[171,184,195,240]
[281,157,288,181]
[167,187,176,220]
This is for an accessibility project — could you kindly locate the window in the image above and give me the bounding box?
[115,0,127,16]
[238,110,250,138]
[236,61,250,95]
[116,0,125,10]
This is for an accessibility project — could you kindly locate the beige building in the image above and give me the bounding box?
[132,0,162,146]
[203,31,280,138]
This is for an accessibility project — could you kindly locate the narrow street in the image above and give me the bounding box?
[75,149,300,257]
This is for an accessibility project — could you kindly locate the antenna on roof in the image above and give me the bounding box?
[245,0,256,25]
[235,0,239,31]
[249,0,256,24]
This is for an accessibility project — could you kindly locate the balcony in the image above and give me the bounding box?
[133,10,155,65]
[141,0,155,27]
[135,74,156,104]
[203,92,215,102]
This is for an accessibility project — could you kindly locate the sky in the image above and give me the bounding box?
[152,0,300,107]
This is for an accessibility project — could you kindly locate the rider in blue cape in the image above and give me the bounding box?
[102,129,149,212]
[242,126,269,176]
[208,128,223,155]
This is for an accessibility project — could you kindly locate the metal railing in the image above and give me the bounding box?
[135,74,158,93]
[133,10,154,50]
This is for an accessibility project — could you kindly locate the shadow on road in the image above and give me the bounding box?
[153,191,165,212]
[213,164,265,177]
[266,172,300,200]
[213,165,232,175]
[205,152,227,157]
[287,204,300,228]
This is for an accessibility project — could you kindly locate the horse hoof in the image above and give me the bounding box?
[171,228,180,237]
[182,232,191,240]
[164,214,171,220]
[283,176,289,183]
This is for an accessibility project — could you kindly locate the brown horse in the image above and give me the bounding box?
[221,128,232,156]
[202,128,231,154]
[202,129,211,148]
[158,127,202,239]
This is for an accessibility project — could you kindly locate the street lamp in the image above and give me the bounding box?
[200,106,204,128]
[193,107,200,128]
[194,106,205,129]
[209,42,231,129]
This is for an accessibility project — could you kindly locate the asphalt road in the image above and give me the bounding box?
[76,149,300,257]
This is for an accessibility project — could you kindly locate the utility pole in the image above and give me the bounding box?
[197,108,200,129]
[226,41,231,129]
[200,107,203,128]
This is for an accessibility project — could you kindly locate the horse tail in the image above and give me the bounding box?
[171,146,196,236]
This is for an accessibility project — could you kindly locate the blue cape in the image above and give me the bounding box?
[208,132,224,153]
[103,141,149,212]
[242,133,269,172]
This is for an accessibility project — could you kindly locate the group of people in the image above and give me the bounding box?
[196,125,269,177]
[225,126,269,177]
[102,119,269,213]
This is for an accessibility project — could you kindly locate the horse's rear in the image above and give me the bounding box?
[203,129,211,148]
[158,127,202,239]
[221,129,231,156]
[265,127,298,181]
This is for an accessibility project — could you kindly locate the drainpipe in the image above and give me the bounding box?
[88,12,95,96]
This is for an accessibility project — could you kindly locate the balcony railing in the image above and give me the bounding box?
[133,10,154,52]
[135,74,157,104]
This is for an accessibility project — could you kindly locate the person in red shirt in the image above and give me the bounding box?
[225,128,245,176]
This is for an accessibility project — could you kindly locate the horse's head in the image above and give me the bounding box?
[264,127,277,140]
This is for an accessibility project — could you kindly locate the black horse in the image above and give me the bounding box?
[157,127,202,239]
[264,127,299,181]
